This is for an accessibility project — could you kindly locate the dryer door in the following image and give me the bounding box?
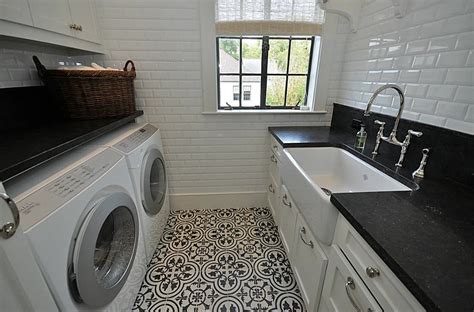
[141,148,167,216]
[69,192,139,308]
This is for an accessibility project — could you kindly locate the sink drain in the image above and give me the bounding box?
[321,188,332,196]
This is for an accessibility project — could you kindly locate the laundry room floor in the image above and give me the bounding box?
[132,207,306,312]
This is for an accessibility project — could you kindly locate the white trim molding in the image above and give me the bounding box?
[170,192,268,211]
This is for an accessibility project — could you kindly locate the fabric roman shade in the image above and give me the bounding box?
[215,0,325,36]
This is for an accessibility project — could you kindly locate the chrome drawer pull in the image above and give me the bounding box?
[282,194,291,208]
[270,154,278,163]
[0,193,20,239]
[268,184,275,194]
[272,145,278,150]
[366,266,380,278]
[345,277,362,312]
[299,226,314,248]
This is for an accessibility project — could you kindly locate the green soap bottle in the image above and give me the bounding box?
[355,124,367,151]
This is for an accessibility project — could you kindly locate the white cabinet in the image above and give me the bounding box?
[319,247,382,312]
[333,215,425,312]
[278,185,298,256]
[28,0,73,36]
[267,137,282,225]
[68,0,99,43]
[0,0,102,53]
[0,0,33,26]
[292,214,328,312]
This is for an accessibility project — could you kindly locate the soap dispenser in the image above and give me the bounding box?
[355,124,367,152]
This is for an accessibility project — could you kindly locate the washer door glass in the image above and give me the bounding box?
[70,192,139,308]
[94,206,135,289]
[142,148,167,216]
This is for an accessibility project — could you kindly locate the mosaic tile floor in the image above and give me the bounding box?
[132,207,306,312]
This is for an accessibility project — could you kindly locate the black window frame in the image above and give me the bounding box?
[216,35,315,110]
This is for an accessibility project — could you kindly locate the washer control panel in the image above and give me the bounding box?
[17,149,122,230]
[113,124,157,153]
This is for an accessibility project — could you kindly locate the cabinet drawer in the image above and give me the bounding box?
[319,246,382,312]
[292,213,328,311]
[279,185,298,256]
[267,174,280,225]
[270,136,283,160]
[334,215,425,312]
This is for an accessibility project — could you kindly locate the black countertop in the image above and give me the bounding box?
[269,126,474,312]
[0,111,143,182]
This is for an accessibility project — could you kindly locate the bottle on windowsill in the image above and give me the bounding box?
[354,124,367,152]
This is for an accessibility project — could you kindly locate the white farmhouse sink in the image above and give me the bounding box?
[280,147,410,245]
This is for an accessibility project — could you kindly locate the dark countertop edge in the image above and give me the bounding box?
[330,196,439,311]
[268,126,439,311]
[1,111,143,182]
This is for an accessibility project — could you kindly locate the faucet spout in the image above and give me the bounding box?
[364,84,405,145]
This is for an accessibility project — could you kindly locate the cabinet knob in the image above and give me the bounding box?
[77,25,83,31]
[282,194,292,208]
[268,184,275,194]
[69,23,76,30]
[270,154,278,163]
[366,266,380,278]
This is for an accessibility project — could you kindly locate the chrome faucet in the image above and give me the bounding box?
[364,84,423,167]
[364,84,405,146]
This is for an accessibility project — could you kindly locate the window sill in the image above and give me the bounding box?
[202,109,328,115]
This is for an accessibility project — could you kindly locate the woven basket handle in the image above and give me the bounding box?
[123,60,135,72]
[32,55,47,79]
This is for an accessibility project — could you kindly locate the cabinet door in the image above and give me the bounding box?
[0,0,33,26]
[278,185,298,256]
[267,174,279,223]
[68,0,99,43]
[28,0,73,36]
[319,247,382,312]
[292,214,328,311]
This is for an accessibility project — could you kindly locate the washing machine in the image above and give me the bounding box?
[6,146,147,311]
[87,123,170,264]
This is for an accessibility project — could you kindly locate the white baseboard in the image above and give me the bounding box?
[170,192,267,211]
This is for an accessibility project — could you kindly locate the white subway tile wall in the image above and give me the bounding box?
[0,40,74,88]
[334,0,474,134]
[88,0,347,195]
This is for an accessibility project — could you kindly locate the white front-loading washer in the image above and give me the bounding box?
[87,123,170,264]
[8,146,147,311]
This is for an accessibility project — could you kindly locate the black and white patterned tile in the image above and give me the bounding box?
[133,207,306,312]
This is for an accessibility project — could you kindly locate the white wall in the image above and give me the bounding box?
[333,0,474,134]
[91,0,345,197]
[0,39,74,88]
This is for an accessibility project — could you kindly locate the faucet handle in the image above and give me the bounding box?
[408,130,423,137]
[374,120,385,126]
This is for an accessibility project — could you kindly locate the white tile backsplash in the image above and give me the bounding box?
[334,0,474,134]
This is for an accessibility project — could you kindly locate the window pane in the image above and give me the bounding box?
[242,76,260,107]
[287,76,307,106]
[266,76,286,106]
[268,39,289,74]
[242,39,262,74]
[220,76,240,107]
[289,39,312,74]
[219,38,240,73]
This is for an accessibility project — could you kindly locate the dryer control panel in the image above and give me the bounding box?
[17,149,122,230]
[113,124,157,153]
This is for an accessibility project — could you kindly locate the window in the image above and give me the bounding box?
[243,85,251,101]
[217,36,317,109]
[233,85,239,101]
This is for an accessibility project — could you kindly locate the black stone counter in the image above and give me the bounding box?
[269,125,474,312]
[0,111,143,182]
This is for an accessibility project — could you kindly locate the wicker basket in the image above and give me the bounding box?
[33,56,136,120]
